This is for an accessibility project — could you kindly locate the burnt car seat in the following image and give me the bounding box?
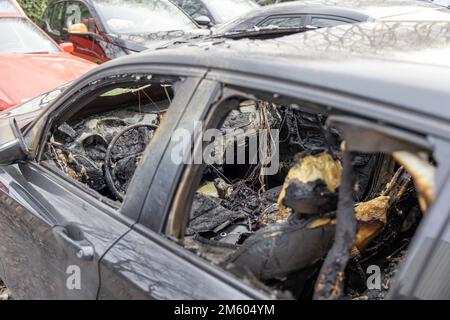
[226,215,336,280]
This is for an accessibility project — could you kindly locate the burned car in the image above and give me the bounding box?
[0,21,449,300]
[212,0,450,39]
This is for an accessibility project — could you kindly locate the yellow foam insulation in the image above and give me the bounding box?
[305,196,390,255]
[393,151,435,212]
[197,181,219,198]
[354,196,390,253]
[278,153,342,206]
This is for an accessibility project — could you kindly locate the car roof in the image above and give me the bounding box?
[236,1,371,22]
[216,0,450,34]
[278,0,448,20]
[102,21,450,124]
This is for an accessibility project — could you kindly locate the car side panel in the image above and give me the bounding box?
[0,186,64,299]
[0,163,132,299]
[98,226,254,300]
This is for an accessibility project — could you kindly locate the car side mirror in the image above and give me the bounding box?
[195,15,212,27]
[60,42,75,53]
[68,23,89,34]
[0,118,29,166]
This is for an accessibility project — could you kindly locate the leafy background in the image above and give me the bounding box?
[17,0,49,23]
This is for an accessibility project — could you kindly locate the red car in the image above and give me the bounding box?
[0,0,95,110]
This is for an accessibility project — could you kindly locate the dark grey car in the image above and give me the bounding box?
[214,0,450,34]
[0,21,449,300]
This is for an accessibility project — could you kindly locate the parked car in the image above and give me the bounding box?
[173,0,260,26]
[0,0,95,111]
[214,0,450,35]
[40,0,209,63]
[0,20,449,300]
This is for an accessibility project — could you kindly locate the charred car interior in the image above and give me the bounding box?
[169,90,436,300]
[2,5,450,300]
[34,75,436,300]
[41,75,177,204]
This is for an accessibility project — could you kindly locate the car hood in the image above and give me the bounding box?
[114,28,212,52]
[0,53,94,109]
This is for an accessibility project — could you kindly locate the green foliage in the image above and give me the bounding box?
[17,0,49,24]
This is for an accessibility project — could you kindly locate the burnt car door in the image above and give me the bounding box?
[98,78,267,299]
[0,66,200,299]
[0,162,133,299]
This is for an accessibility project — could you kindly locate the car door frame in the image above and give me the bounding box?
[42,0,67,42]
[63,0,108,33]
[29,62,208,221]
[59,0,109,62]
[135,66,450,299]
[0,63,206,299]
[389,137,450,299]
[98,75,269,299]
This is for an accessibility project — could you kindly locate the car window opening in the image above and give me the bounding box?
[178,97,435,300]
[41,78,176,203]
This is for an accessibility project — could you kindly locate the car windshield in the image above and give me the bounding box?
[203,0,259,23]
[0,0,18,13]
[93,0,197,34]
[0,18,61,54]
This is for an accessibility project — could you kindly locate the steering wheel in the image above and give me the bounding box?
[104,123,158,201]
